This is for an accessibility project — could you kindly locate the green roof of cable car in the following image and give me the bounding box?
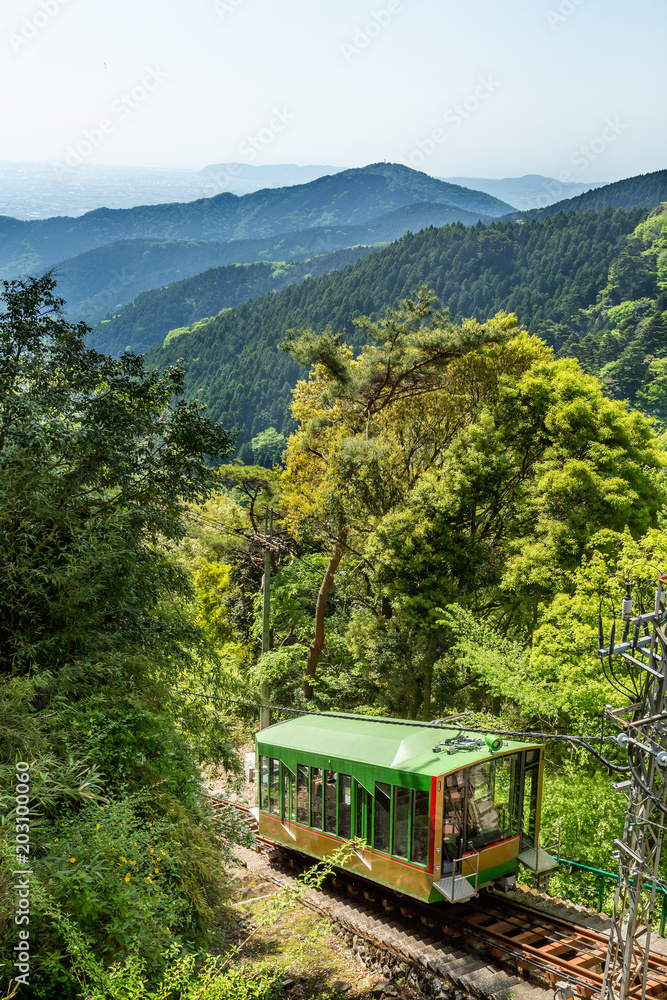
[255,712,541,777]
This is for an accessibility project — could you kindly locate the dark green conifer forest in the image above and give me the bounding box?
[149,207,646,446]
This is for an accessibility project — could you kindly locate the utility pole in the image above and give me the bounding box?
[259,507,273,730]
[599,575,667,1000]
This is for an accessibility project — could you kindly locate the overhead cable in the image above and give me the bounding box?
[173,688,629,770]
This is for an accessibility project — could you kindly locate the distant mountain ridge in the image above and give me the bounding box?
[61,200,491,322]
[444,173,605,211]
[79,167,667,361]
[506,169,667,219]
[0,163,513,280]
[0,160,343,221]
[86,196,508,353]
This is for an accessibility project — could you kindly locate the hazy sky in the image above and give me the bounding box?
[2,0,664,181]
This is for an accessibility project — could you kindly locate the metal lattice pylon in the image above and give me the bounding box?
[599,575,667,1000]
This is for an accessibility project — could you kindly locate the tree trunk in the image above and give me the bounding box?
[419,635,442,720]
[420,661,432,721]
[304,529,347,702]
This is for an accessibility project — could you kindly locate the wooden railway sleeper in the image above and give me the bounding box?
[461,920,665,1000]
[231,802,667,1000]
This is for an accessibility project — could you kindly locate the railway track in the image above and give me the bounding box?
[206,796,274,847]
[211,796,667,1000]
[449,895,667,1000]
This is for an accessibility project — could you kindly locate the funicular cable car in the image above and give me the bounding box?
[255,713,557,904]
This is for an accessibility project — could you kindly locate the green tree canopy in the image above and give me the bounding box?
[0,272,234,677]
[251,426,287,468]
[280,289,531,701]
[279,289,664,716]
[0,274,239,990]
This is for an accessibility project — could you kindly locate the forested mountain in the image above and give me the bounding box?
[64,201,487,323]
[26,167,667,325]
[88,246,379,356]
[148,206,644,449]
[0,163,511,279]
[58,239,258,321]
[511,169,667,220]
[556,204,667,416]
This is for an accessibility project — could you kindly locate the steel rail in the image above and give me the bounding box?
[458,898,667,998]
[216,797,667,999]
[205,794,275,850]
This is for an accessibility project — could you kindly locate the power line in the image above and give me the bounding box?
[173,688,629,767]
[467,726,630,773]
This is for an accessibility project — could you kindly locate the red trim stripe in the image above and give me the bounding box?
[428,775,437,873]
